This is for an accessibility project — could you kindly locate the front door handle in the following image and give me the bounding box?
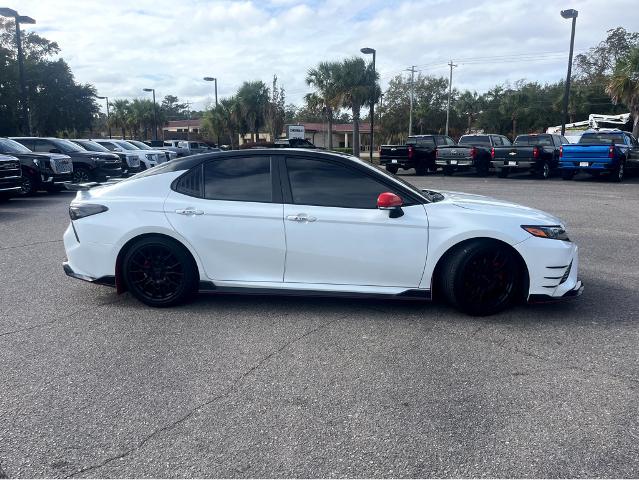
[287,213,317,223]
[175,208,204,216]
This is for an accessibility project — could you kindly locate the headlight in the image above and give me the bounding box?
[145,154,155,161]
[521,225,570,241]
[89,156,104,161]
[69,203,109,220]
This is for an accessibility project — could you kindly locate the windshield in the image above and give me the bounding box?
[128,140,152,150]
[406,136,435,147]
[114,140,138,151]
[459,136,492,147]
[73,140,110,152]
[0,138,32,154]
[54,139,86,153]
[579,133,625,145]
[514,135,553,146]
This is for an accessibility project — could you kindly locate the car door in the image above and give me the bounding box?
[626,134,639,168]
[281,155,428,288]
[164,155,286,283]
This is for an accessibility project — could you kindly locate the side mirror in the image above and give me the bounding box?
[377,192,404,218]
[49,148,62,154]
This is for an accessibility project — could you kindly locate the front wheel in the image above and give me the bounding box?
[19,173,37,196]
[441,240,522,316]
[123,237,199,307]
[72,166,92,183]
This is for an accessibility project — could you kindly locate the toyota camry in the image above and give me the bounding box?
[63,149,582,316]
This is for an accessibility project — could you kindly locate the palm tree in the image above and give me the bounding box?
[237,81,269,142]
[456,91,483,134]
[333,57,379,156]
[306,61,341,150]
[607,46,639,137]
[110,99,130,139]
[203,96,242,149]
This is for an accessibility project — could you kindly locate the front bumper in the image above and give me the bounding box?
[42,172,72,185]
[528,280,584,303]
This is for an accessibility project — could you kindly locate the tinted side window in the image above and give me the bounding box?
[445,137,455,145]
[203,157,271,202]
[561,136,569,144]
[175,165,203,197]
[32,139,56,153]
[287,157,401,209]
[434,136,446,146]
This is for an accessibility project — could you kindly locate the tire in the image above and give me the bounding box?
[415,166,427,176]
[497,168,509,178]
[536,160,551,180]
[72,166,92,183]
[441,240,522,316]
[123,236,199,307]
[385,165,398,175]
[561,170,575,180]
[19,173,37,196]
[476,160,490,177]
[610,160,625,183]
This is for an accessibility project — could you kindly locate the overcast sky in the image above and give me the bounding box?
[18,0,639,112]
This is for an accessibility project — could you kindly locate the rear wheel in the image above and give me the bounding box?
[385,165,398,175]
[441,240,522,316]
[536,160,551,179]
[415,165,427,176]
[123,237,198,307]
[610,160,625,183]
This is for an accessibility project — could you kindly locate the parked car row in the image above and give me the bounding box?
[0,136,202,199]
[380,129,639,182]
[148,140,220,157]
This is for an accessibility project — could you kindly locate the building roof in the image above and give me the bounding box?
[299,122,371,133]
[165,119,202,128]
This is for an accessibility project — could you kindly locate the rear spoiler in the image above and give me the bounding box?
[64,178,125,191]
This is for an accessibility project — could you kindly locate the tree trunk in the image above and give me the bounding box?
[327,112,334,150]
[467,114,472,134]
[121,127,125,139]
[352,104,360,156]
[633,110,639,138]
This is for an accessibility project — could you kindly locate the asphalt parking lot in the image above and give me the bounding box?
[1,172,638,478]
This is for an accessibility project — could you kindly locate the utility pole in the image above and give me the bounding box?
[560,9,578,136]
[185,101,192,141]
[406,66,417,137]
[445,60,457,137]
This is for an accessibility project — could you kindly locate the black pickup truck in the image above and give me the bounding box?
[436,134,512,176]
[12,137,123,183]
[491,133,568,179]
[0,153,23,199]
[0,137,73,194]
[380,134,455,175]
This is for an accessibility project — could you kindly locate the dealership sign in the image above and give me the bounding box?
[287,125,305,139]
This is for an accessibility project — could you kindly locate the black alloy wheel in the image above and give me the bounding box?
[442,240,521,316]
[19,173,36,195]
[72,167,91,183]
[536,160,550,180]
[123,237,197,307]
[610,160,625,183]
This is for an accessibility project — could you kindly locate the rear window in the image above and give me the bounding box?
[406,136,435,147]
[514,135,553,146]
[579,133,625,145]
[459,136,492,147]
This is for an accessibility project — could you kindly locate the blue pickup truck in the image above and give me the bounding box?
[559,129,639,182]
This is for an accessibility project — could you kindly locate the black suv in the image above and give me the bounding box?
[71,139,141,177]
[0,153,22,198]
[11,137,122,183]
[0,137,73,194]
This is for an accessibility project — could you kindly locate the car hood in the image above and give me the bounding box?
[439,190,564,225]
[73,151,119,160]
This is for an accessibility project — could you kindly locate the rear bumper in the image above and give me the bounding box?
[559,160,615,171]
[436,158,475,167]
[491,159,536,170]
[380,158,414,168]
[63,261,115,287]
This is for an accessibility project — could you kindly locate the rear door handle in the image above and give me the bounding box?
[287,213,317,223]
[175,208,204,216]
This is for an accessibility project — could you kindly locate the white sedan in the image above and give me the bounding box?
[63,149,582,315]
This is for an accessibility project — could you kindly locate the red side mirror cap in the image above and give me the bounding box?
[377,192,403,209]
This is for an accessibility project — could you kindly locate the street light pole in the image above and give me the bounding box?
[143,88,158,141]
[560,9,578,137]
[360,47,376,163]
[96,95,111,138]
[0,8,36,136]
[204,77,219,145]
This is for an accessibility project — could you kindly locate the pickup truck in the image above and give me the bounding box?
[380,134,455,175]
[0,153,23,199]
[436,134,511,176]
[0,137,72,194]
[559,129,639,182]
[491,133,568,179]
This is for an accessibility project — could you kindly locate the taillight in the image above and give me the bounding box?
[559,146,563,158]
[408,145,414,160]
[609,145,614,158]
[491,147,495,159]
[470,147,477,158]
[533,146,539,159]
